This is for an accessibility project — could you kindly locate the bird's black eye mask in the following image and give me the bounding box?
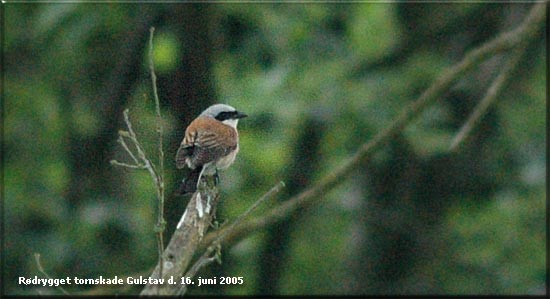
[215,111,235,121]
[215,111,247,121]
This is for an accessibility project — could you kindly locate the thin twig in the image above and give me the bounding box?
[179,181,285,295]
[122,112,151,167]
[148,26,166,293]
[211,181,285,245]
[117,136,139,164]
[200,2,546,249]
[178,251,219,296]
[34,253,70,295]
[109,160,146,169]
[111,34,168,294]
[449,47,526,151]
[120,109,161,189]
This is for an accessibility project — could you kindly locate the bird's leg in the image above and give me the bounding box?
[214,169,220,185]
[196,165,207,190]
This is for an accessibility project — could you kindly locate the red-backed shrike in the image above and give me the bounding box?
[175,104,247,195]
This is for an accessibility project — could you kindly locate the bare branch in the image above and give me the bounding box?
[110,27,168,295]
[179,181,285,295]
[117,135,139,164]
[109,159,146,169]
[118,109,161,190]
[212,182,286,245]
[177,246,219,296]
[140,178,221,295]
[449,47,526,151]
[137,3,544,296]
[148,26,167,293]
[200,2,546,249]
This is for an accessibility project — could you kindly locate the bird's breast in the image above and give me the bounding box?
[216,144,239,169]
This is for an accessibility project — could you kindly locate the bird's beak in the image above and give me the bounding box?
[235,111,248,119]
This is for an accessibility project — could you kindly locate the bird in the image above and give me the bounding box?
[175,104,247,195]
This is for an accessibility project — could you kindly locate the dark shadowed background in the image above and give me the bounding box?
[3,2,546,296]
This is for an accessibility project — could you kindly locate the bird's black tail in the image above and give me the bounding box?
[175,166,203,196]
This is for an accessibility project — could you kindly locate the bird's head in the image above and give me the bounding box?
[201,104,248,128]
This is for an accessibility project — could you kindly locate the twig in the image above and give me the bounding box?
[109,160,146,169]
[148,26,166,294]
[113,109,163,203]
[123,109,158,180]
[117,135,139,164]
[177,249,219,296]
[449,47,526,151]
[111,112,159,177]
[178,181,285,295]
[200,2,546,249]
[111,27,168,295]
[34,253,70,295]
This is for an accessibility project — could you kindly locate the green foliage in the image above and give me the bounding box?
[279,191,356,295]
[347,4,402,61]
[436,188,545,294]
[150,31,181,74]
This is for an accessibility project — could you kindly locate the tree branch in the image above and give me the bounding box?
[200,1,546,249]
[140,177,221,295]
[178,181,285,295]
[148,26,167,291]
[111,27,168,295]
[449,46,526,151]
[140,180,285,295]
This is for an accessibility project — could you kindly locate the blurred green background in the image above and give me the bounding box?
[2,3,546,296]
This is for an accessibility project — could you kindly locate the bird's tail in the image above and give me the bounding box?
[175,165,203,196]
